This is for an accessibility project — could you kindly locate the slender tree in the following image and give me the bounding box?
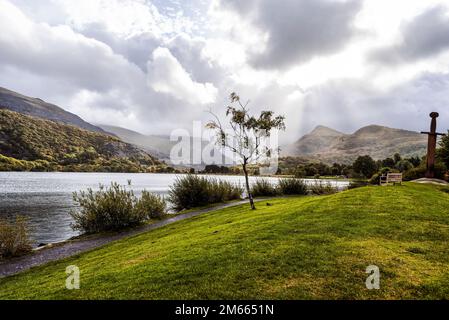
[206,93,285,210]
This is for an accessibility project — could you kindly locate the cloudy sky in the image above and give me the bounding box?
[1,0,449,143]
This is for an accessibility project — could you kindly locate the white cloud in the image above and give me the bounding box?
[147,47,218,105]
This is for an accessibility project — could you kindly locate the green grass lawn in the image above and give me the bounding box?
[1,183,449,299]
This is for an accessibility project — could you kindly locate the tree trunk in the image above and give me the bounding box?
[242,161,256,210]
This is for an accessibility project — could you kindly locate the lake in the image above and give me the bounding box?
[0,172,349,245]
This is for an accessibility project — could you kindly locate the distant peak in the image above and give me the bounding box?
[313,125,331,130]
[354,125,389,134]
[309,125,344,136]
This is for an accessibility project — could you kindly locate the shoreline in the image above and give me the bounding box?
[0,199,270,278]
[0,173,350,246]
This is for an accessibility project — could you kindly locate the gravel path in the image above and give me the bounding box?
[0,200,259,278]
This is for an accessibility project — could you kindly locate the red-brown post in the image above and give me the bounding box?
[421,112,444,179]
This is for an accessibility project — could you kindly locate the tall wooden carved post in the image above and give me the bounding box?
[421,112,445,178]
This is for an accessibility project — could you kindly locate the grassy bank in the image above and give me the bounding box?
[1,183,449,299]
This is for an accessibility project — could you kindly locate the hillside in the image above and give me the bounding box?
[283,125,346,155]
[99,124,232,167]
[0,87,105,133]
[283,124,427,164]
[1,183,448,299]
[0,109,159,172]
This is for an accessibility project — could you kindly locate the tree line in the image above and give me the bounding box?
[279,132,449,182]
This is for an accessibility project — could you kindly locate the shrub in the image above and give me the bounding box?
[310,181,338,195]
[168,175,210,211]
[278,178,308,195]
[168,175,242,211]
[353,155,378,178]
[395,160,413,172]
[347,170,366,180]
[403,166,426,181]
[294,168,306,178]
[251,179,279,197]
[348,180,369,189]
[135,191,167,219]
[70,182,166,233]
[0,216,32,259]
[379,167,394,175]
[403,161,447,181]
[209,180,243,203]
[369,173,381,185]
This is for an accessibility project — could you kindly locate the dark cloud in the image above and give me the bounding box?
[219,0,362,69]
[78,23,161,72]
[371,6,449,64]
[166,35,227,84]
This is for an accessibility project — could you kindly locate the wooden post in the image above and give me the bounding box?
[421,112,445,178]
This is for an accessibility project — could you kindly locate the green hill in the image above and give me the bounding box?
[1,183,448,299]
[0,86,105,133]
[0,109,160,172]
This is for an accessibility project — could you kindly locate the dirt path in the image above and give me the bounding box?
[0,200,261,278]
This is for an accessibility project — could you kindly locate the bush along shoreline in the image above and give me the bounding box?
[168,175,243,212]
[0,176,345,261]
[0,216,32,260]
[70,176,342,237]
[250,178,338,197]
[70,181,167,234]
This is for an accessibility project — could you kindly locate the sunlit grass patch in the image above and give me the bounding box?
[0,183,448,300]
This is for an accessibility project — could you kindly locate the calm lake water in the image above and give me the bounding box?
[0,172,349,245]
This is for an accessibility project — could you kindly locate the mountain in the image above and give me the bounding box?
[0,87,106,133]
[283,125,346,155]
[99,124,232,168]
[98,125,173,160]
[282,124,427,164]
[0,109,160,172]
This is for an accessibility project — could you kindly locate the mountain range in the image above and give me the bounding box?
[0,86,431,169]
[98,124,173,160]
[99,124,230,168]
[282,125,428,164]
